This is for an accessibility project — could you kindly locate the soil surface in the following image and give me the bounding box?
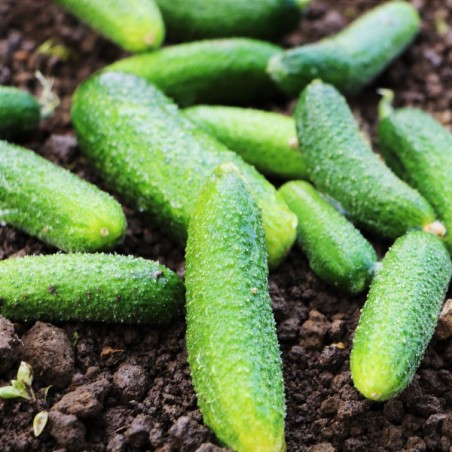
[1,0,452,451]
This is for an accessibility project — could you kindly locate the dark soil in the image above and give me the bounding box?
[1,0,451,450]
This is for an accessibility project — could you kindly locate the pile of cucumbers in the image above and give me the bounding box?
[1,1,451,450]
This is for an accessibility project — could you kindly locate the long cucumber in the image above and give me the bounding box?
[71,71,297,268]
[185,163,285,451]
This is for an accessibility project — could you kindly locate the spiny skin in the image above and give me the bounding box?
[0,254,184,324]
[279,181,376,294]
[185,163,285,452]
[154,0,303,41]
[0,140,126,252]
[71,72,297,269]
[267,1,420,96]
[107,39,281,106]
[295,81,435,239]
[0,86,40,139]
[53,0,164,52]
[185,105,307,180]
[378,107,452,254]
[351,231,452,401]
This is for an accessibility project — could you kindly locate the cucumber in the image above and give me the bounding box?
[0,140,126,252]
[185,105,307,179]
[0,86,40,139]
[267,1,420,96]
[279,181,376,294]
[351,231,452,401]
[107,38,281,106]
[295,80,436,239]
[53,0,165,52]
[154,0,303,41]
[71,72,297,268]
[185,163,285,451]
[378,91,452,254]
[0,254,184,324]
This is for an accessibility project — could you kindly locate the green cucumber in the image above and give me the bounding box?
[0,140,126,252]
[185,163,285,451]
[351,231,452,401]
[185,105,307,179]
[71,72,297,268]
[267,1,420,96]
[53,0,165,52]
[279,181,376,294]
[295,80,436,239]
[0,254,184,324]
[107,38,281,106]
[0,86,40,139]
[378,91,452,253]
[154,0,304,41]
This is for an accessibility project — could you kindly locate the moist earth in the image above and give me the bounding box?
[1,0,452,450]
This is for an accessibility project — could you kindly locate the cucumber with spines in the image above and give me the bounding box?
[0,254,184,324]
[0,86,40,139]
[107,38,281,106]
[53,0,165,52]
[71,71,297,268]
[351,231,452,401]
[185,105,307,179]
[295,80,437,240]
[267,1,420,96]
[378,90,452,253]
[279,180,377,294]
[185,163,285,451]
[0,140,126,252]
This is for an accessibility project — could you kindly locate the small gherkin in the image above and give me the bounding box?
[378,91,452,254]
[295,80,437,240]
[0,140,126,252]
[351,231,452,401]
[185,163,286,451]
[0,253,184,324]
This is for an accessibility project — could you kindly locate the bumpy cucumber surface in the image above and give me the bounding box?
[71,72,297,268]
[279,181,376,294]
[0,254,184,324]
[53,0,164,52]
[185,163,285,451]
[0,140,126,252]
[295,81,436,239]
[107,38,281,106]
[268,1,420,96]
[0,86,40,139]
[378,96,452,254]
[185,105,307,179]
[351,231,452,401]
[154,0,303,41]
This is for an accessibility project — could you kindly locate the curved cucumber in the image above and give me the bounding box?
[378,93,452,254]
[295,80,436,239]
[268,1,420,96]
[185,105,307,179]
[154,0,303,41]
[0,140,126,252]
[107,38,281,106]
[185,163,285,451]
[53,0,164,52]
[351,231,452,401]
[0,86,40,139]
[279,181,376,294]
[71,72,297,268]
[0,254,184,324]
